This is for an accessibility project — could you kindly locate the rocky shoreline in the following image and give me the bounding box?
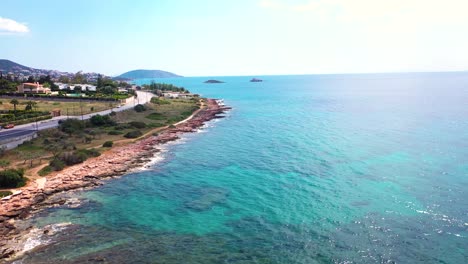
[0,99,230,261]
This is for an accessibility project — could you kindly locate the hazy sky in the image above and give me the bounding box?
[1,0,467,76]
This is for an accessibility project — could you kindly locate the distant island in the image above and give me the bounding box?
[250,78,263,82]
[204,80,225,84]
[116,69,182,80]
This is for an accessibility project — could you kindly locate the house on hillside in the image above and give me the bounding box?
[118,87,128,93]
[67,84,97,91]
[17,82,51,94]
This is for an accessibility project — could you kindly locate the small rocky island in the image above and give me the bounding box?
[204,80,225,84]
[250,78,263,82]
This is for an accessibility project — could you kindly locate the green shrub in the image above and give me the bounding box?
[0,168,26,188]
[59,118,84,134]
[146,113,164,120]
[150,98,171,105]
[77,149,101,158]
[134,104,146,112]
[124,130,143,139]
[55,149,100,167]
[108,130,123,135]
[0,190,13,198]
[148,123,163,128]
[49,158,66,171]
[129,121,146,129]
[90,114,115,126]
[115,123,131,130]
[61,151,88,166]
[38,166,53,176]
[103,141,113,147]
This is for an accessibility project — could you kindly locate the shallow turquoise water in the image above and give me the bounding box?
[19,73,468,263]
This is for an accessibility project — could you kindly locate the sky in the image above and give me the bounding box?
[1,0,468,76]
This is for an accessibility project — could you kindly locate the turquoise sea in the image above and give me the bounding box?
[16,73,468,263]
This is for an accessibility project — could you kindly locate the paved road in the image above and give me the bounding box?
[0,91,154,148]
[0,129,36,142]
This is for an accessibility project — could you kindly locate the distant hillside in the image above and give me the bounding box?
[0,59,35,73]
[0,59,103,82]
[116,69,182,80]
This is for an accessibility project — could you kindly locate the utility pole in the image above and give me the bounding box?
[80,97,83,121]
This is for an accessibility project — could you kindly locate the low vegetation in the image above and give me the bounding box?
[0,97,201,182]
[0,99,119,117]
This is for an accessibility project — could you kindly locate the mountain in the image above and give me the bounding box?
[0,59,35,73]
[0,59,69,80]
[0,59,104,82]
[116,69,182,80]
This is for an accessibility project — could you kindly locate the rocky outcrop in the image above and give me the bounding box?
[0,99,231,261]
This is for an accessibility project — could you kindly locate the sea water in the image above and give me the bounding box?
[15,73,468,263]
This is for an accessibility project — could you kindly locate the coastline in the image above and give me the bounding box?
[0,98,230,261]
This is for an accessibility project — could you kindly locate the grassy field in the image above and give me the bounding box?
[0,98,201,189]
[114,98,200,127]
[0,98,119,116]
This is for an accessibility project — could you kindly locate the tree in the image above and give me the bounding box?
[99,86,117,95]
[72,71,87,84]
[97,74,103,88]
[10,99,19,113]
[18,150,45,168]
[25,100,37,111]
[27,76,35,83]
[0,79,18,92]
[58,76,70,83]
[45,139,74,159]
[38,75,52,85]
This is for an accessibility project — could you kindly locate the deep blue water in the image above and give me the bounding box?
[18,73,468,263]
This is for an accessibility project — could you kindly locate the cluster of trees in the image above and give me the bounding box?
[7,99,39,112]
[37,119,108,172]
[0,73,20,92]
[58,71,87,84]
[46,148,100,172]
[96,74,133,96]
[0,100,51,124]
[0,73,59,92]
[143,82,188,95]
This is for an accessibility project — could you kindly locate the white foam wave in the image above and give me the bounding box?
[20,222,72,254]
